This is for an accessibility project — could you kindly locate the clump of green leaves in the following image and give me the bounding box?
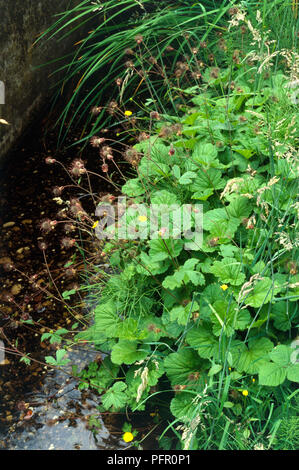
[56,2,299,450]
[74,56,298,448]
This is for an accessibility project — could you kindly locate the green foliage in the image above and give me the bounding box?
[45,349,71,366]
[41,0,299,450]
[76,51,298,446]
[273,416,299,450]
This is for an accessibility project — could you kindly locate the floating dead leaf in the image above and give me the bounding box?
[23,408,34,420]
[0,119,10,125]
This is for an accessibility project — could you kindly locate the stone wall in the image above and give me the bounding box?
[0,0,89,164]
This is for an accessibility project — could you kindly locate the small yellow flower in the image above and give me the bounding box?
[124,110,133,116]
[123,432,134,443]
[242,389,249,397]
[220,284,229,291]
[92,221,99,229]
[228,367,232,371]
[252,378,256,383]
[138,215,147,222]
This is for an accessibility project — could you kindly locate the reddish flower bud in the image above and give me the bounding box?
[45,157,56,164]
[168,146,175,156]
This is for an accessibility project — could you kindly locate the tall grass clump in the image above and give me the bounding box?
[35,0,253,146]
[34,0,299,450]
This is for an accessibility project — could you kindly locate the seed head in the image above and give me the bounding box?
[107,100,118,115]
[124,148,141,167]
[218,38,227,51]
[45,157,56,164]
[149,56,158,65]
[90,136,106,147]
[210,67,219,79]
[125,60,134,69]
[228,7,239,16]
[100,146,113,159]
[137,132,150,141]
[69,198,84,218]
[134,34,143,44]
[191,70,202,80]
[69,159,86,178]
[40,219,57,233]
[3,262,14,272]
[64,223,76,233]
[65,267,77,278]
[150,111,160,120]
[233,49,240,64]
[3,292,14,303]
[52,186,64,196]
[124,48,134,56]
[57,209,68,219]
[286,261,297,275]
[38,241,47,251]
[90,106,102,115]
[159,126,173,138]
[241,25,247,35]
[176,61,189,71]
[208,237,219,247]
[61,237,76,250]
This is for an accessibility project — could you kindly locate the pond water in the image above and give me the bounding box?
[0,108,133,450]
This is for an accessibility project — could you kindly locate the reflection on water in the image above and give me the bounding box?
[1,346,127,450]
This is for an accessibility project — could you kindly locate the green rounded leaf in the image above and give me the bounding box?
[164,349,204,385]
[122,178,145,196]
[210,258,245,286]
[287,363,299,383]
[258,363,287,387]
[111,340,150,365]
[170,393,198,422]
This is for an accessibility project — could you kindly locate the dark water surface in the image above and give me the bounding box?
[0,110,128,450]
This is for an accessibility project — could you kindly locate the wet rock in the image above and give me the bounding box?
[10,284,22,295]
[0,256,11,263]
[21,219,32,225]
[2,222,15,228]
